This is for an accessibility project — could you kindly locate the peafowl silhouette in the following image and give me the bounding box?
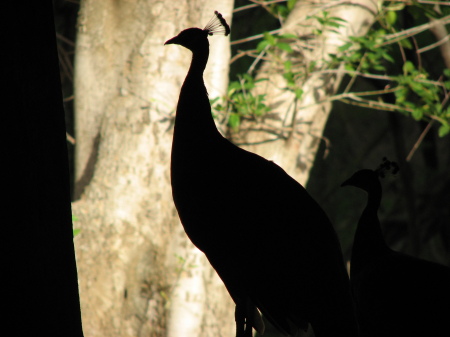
[166,12,358,337]
[342,159,450,337]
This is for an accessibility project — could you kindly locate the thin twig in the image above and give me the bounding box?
[230,49,264,64]
[384,0,450,5]
[412,36,422,71]
[381,14,450,47]
[417,34,450,54]
[406,120,434,162]
[315,69,392,81]
[248,45,270,74]
[233,0,288,13]
[344,53,366,93]
[231,29,281,45]
[66,132,76,145]
[56,33,75,47]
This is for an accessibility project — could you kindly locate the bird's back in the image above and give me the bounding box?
[353,247,450,337]
[173,135,357,336]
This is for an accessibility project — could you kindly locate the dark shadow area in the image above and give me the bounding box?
[2,2,83,336]
[308,74,450,266]
[73,132,100,200]
[53,0,79,199]
[341,163,450,337]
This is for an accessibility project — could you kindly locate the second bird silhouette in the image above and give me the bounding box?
[166,12,358,337]
[342,160,450,337]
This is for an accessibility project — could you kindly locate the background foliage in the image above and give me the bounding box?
[220,1,450,139]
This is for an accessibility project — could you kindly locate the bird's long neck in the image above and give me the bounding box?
[174,46,219,141]
[351,181,389,273]
[187,47,209,79]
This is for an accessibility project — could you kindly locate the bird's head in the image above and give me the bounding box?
[164,11,230,52]
[341,158,399,192]
[341,169,378,192]
[165,28,209,51]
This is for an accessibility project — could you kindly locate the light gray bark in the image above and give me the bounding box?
[72,1,234,336]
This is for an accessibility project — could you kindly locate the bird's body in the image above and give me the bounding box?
[167,19,358,337]
[343,169,450,337]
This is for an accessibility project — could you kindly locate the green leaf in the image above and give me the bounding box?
[255,77,269,83]
[284,60,292,71]
[264,32,276,46]
[330,17,347,23]
[73,229,81,237]
[386,2,405,11]
[373,64,386,71]
[276,5,288,18]
[403,61,415,74]
[277,42,293,53]
[438,123,450,137]
[278,33,297,39]
[338,42,353,52]
[294,88,304,99]
[344,63,355,71]
[445,107,450,118]
[229,113,240,131]
[386,10,397,26]
[312,28,322,36]
[382,52,394,63]
[287,0,297,11]
[444,69,450,77]
[412,109,423,121]
[257,40,269,52]
[399,38,413,49]
[229,81,241,91]
[209,97,220,105]
[327,21,343,29]
[283,71,294,84]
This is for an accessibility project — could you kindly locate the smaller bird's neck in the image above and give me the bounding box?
[351,183,389,273]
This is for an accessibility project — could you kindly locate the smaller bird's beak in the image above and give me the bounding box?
[164,36,179,45]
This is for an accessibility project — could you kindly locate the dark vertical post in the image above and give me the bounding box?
[1,2,84,336]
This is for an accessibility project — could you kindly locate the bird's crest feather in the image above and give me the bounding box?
[203,11,230,36]
[375,157,399,178]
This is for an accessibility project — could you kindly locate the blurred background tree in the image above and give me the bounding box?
[54,0,450,336]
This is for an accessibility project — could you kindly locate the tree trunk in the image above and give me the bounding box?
[72,1,234,336]
[236,0,382,185]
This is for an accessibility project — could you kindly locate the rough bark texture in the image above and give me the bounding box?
[72,1,234,336]
[235,0,382,185]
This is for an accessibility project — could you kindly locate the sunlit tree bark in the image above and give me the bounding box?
[73,1,234,336]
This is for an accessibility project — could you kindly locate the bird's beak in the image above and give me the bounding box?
[164,36,179,45]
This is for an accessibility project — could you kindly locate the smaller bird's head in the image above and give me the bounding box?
[164,11,230,52]
[341,158,399,192]
[341,169,378,192]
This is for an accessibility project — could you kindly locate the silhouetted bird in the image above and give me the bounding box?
[342,161,450,337]
[166,12,358,337]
